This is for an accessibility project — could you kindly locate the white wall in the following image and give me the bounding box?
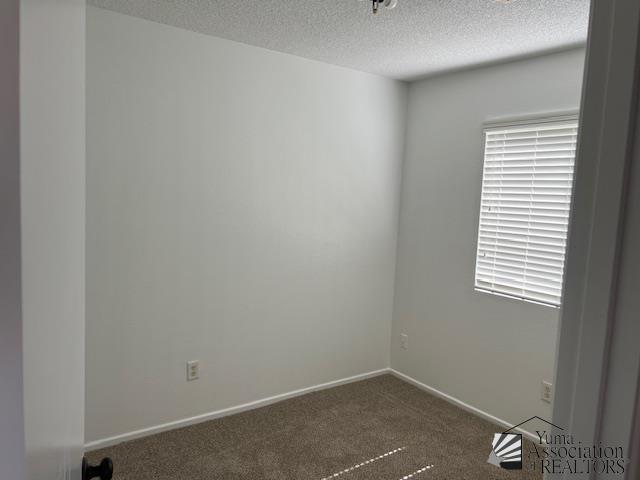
[391,49,585,428]
[20,0,86,479]
[86,7,407,443]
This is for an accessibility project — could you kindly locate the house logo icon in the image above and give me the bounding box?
[488,416,564,471]
[488,433,522,470]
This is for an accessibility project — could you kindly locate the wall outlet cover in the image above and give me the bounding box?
[541,380,553,403]
[400,334,408,350]
[187,360,199,381]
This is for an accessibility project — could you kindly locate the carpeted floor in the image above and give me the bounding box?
[86,374,542,479]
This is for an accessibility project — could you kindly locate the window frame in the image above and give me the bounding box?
[473,112,580,308]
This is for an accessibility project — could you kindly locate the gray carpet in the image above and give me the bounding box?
[86,374,542,479]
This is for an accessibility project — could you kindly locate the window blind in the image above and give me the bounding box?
[474,117,578,307]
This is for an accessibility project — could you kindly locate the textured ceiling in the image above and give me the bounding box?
[88,0,590,80]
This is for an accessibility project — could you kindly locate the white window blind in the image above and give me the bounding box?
[474,117,578,307]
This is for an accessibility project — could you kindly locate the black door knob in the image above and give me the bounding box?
[82,457,113,480]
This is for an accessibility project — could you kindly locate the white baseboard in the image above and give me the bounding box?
[84,368,390,451]
[389,369,537,441]
[86,367,536,451]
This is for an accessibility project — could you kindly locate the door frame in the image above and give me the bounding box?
[551,0,640,478]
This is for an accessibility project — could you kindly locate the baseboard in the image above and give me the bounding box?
[389,369,537,441]
[84,368,390,451]
[86,367,537,451]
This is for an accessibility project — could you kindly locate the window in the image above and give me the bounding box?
[474,116,578,307]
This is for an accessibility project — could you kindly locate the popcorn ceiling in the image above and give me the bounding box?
[89,0,589,80]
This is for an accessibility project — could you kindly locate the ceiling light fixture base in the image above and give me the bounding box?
[360,0,398,15]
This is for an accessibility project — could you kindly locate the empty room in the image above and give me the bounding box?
[4,1,640,480]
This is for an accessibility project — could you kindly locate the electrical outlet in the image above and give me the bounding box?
[541,381,553,403]
[400,334,409,350]
[187,360,199,381]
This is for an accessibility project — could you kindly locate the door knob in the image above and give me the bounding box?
[82,457,113,480]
